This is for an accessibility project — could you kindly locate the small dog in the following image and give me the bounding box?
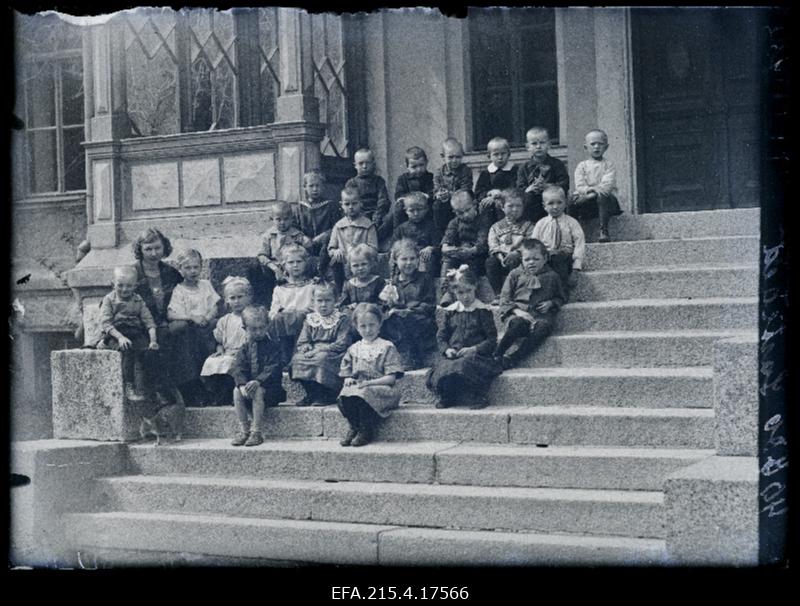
[139,402,185,446]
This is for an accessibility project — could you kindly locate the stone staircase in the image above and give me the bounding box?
[62,208,759,566]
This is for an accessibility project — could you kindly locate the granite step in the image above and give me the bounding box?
[64,511,669,566]
[570,265,757,302]
[402,366,715,409]
[525,329,752,367]
[126,439,714,490]
[277,366,715,410]
[125,440,714,490]
[583,235,759,270]
[183,404,714,448]
[92,475,665,538]
[553,297,758,333]
[582,207,759,241]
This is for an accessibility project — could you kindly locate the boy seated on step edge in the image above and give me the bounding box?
[532,185,586,293]
[494,238,566,370]
[569,129,623,243]
[229,305,287,447]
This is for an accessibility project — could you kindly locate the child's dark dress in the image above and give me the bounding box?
[426,300,501,404]
[134,260,184,391]
[290,310,352,393]
[380,271,437,367]
[338,275,386,308]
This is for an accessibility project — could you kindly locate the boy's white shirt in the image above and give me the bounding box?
[532,214,586,270]
[269,279,315,319]
[574,158,617,196]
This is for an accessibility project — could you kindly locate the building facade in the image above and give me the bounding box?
[10,6,765,438]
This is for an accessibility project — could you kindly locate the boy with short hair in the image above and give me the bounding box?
[391,191,440,274]
[441,190,489,275]
[393,146,435,230]
[328,185,379,291]
[516,127,570,223]
[230,305,287,447]
[253,201,312,305]
[532,185,586,290]
[345,148,391,243]
[495,238,566,369]
[293,170,342,278]
[433,137,474,235]
[98,265,159,401]
[486,190,535,300]
[475,137,518,224]
[569,129,623,243]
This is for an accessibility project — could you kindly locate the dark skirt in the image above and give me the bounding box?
[426,352,501,396]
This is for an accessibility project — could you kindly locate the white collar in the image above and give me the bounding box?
[487,162,515,174]
[299,199,331,209]
[348,275,380,288]
[444,299,491,312]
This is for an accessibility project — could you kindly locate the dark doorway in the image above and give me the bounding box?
[632,8,763,212]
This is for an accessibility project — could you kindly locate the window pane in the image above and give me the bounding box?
[61,58,85,126]
[522,84,559,143]
[25,62,55,128]
[258,7,280,124]
[16,13,82,54]
[476,89,514,148]
[188,9,237,131]
[519,50,558,83]
[28,130,57,193]
[123,9,180,136]
[63,127,86,191]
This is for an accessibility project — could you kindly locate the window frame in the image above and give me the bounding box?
[467,7,560,151]
[15,38,87,201]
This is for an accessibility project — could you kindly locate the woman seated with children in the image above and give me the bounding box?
[118,127,617,447]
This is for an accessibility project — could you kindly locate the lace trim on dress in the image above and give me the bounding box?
[306,310,343,329]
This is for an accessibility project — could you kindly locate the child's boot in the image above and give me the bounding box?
[245,429,263,447]
[340,422,359,446]
[351,406,376,447]
[125,382,145,402]
[231,427,249,446]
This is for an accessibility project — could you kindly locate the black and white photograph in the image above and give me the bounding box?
[7,3,789,578]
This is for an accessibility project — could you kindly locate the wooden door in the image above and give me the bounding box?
[632,9,762,212]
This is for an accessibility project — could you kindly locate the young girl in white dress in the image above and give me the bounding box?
[166,248,221,403]
[269,244,316,365]
[200,276,252,406]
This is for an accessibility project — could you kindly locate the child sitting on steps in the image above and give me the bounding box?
[337,303,404,447]
[230,305,287,447]
[495,238,566,370]
[269,244,316,365]
[200,276,251,406]
[97,265,159,402]
[569,129,623,243]
[290,281,353,407]
[379,238,437,370]
[426,264,501,410]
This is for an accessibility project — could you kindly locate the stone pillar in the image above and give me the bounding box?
[274,8,323,202]
[84,18,130,249]
[593,8,637,213]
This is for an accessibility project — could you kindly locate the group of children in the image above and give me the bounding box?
[98,126,622,448]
